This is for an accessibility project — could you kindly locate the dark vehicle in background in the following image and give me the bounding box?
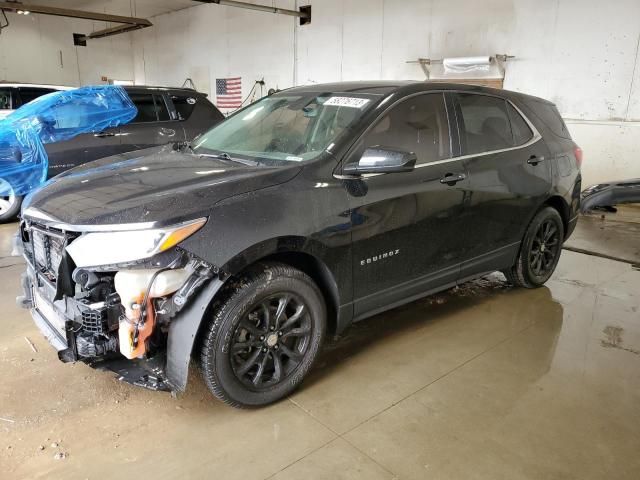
[16,82,581,408]
[0,83,72,119]
[44,86,224,178]
[1,86,224,222]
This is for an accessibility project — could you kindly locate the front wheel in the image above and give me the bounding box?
[200,262,326,408]
[503,206,564,288]
[0,188,23,224]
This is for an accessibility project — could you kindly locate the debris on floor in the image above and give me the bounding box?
[24,337,38,353]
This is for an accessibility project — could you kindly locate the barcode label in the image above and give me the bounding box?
[324,97,370,108]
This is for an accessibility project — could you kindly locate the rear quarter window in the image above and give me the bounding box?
[528,100,571,139]
[171,95,197,120]
[0,88,12,109]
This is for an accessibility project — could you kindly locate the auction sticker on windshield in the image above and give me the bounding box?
[324,97,370,108]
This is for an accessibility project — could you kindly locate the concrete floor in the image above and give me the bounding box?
[565,205,640,265]
[1,218,639,480]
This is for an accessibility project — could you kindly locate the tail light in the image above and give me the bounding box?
[573,144,583,168]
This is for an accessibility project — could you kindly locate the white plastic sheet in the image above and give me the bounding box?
[443,56,492,74]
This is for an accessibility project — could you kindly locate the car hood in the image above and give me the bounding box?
[22,145,302,227]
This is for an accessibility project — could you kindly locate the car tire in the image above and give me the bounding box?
[503,206,564,289]
[199,262,326,408]
[0,192,23,223]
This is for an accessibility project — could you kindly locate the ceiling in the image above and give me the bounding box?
[24,0,197,19]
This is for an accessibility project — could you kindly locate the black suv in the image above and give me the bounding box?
[45,86,224,176]
[1,86,223,222]
[16,82,581,408]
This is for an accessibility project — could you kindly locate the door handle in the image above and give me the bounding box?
[159,127,176,137]
[94,131,115,138]
[527,155,545,165]
[439,172,466,186]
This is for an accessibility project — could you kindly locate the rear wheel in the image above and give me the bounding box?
[200,262,326,408]
[503,206,564,288]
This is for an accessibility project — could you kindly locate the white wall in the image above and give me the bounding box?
[132,1,296,100]
[1,1,636,186]
[4,0,622,187]
[0,12,134,86]
[294,0,640,187]
[132,0,640,186]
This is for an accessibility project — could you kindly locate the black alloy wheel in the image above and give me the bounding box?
[503,206,565,288]
[200,262,326,408]
[231,293,312,390]
[529,219,561,277]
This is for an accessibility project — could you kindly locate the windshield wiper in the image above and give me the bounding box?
[196,150,257,166]
[198,152,232,161]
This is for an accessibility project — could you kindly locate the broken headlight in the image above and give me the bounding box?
[65,218,206,267]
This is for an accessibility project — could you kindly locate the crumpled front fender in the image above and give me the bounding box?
[166,276,225,391]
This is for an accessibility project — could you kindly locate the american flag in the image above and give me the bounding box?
[215,77,242,109]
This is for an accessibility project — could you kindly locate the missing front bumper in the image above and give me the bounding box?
[18,268,174,391]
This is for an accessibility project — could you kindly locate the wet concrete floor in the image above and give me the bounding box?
[565,204,640,265]
[1,220,639,479]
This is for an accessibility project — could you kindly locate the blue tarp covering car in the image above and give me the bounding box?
[0,85,136,197]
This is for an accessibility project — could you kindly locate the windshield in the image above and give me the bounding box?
[193,92,377,164]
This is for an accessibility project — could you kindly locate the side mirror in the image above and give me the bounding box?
[343,147,417,175]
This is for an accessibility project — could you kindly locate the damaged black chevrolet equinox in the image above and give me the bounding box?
[16,82,581,407]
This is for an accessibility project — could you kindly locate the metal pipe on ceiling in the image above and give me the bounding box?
[195,0,309,18]
[0,1,152,39]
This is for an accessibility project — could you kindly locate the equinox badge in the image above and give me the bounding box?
[360,249,400,266]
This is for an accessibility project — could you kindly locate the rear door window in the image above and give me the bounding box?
[456,93,513,155]
[129,93,157,122]
[171,95,197,120]
[128,93,170,123]
[362,93,451,164]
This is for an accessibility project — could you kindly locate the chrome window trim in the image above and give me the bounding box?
[334,89,542,179]
[416,99,542,168]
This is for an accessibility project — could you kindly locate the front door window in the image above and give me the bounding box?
[361,93,451,164]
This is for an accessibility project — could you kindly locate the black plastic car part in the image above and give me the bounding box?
[581,179,640,212]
